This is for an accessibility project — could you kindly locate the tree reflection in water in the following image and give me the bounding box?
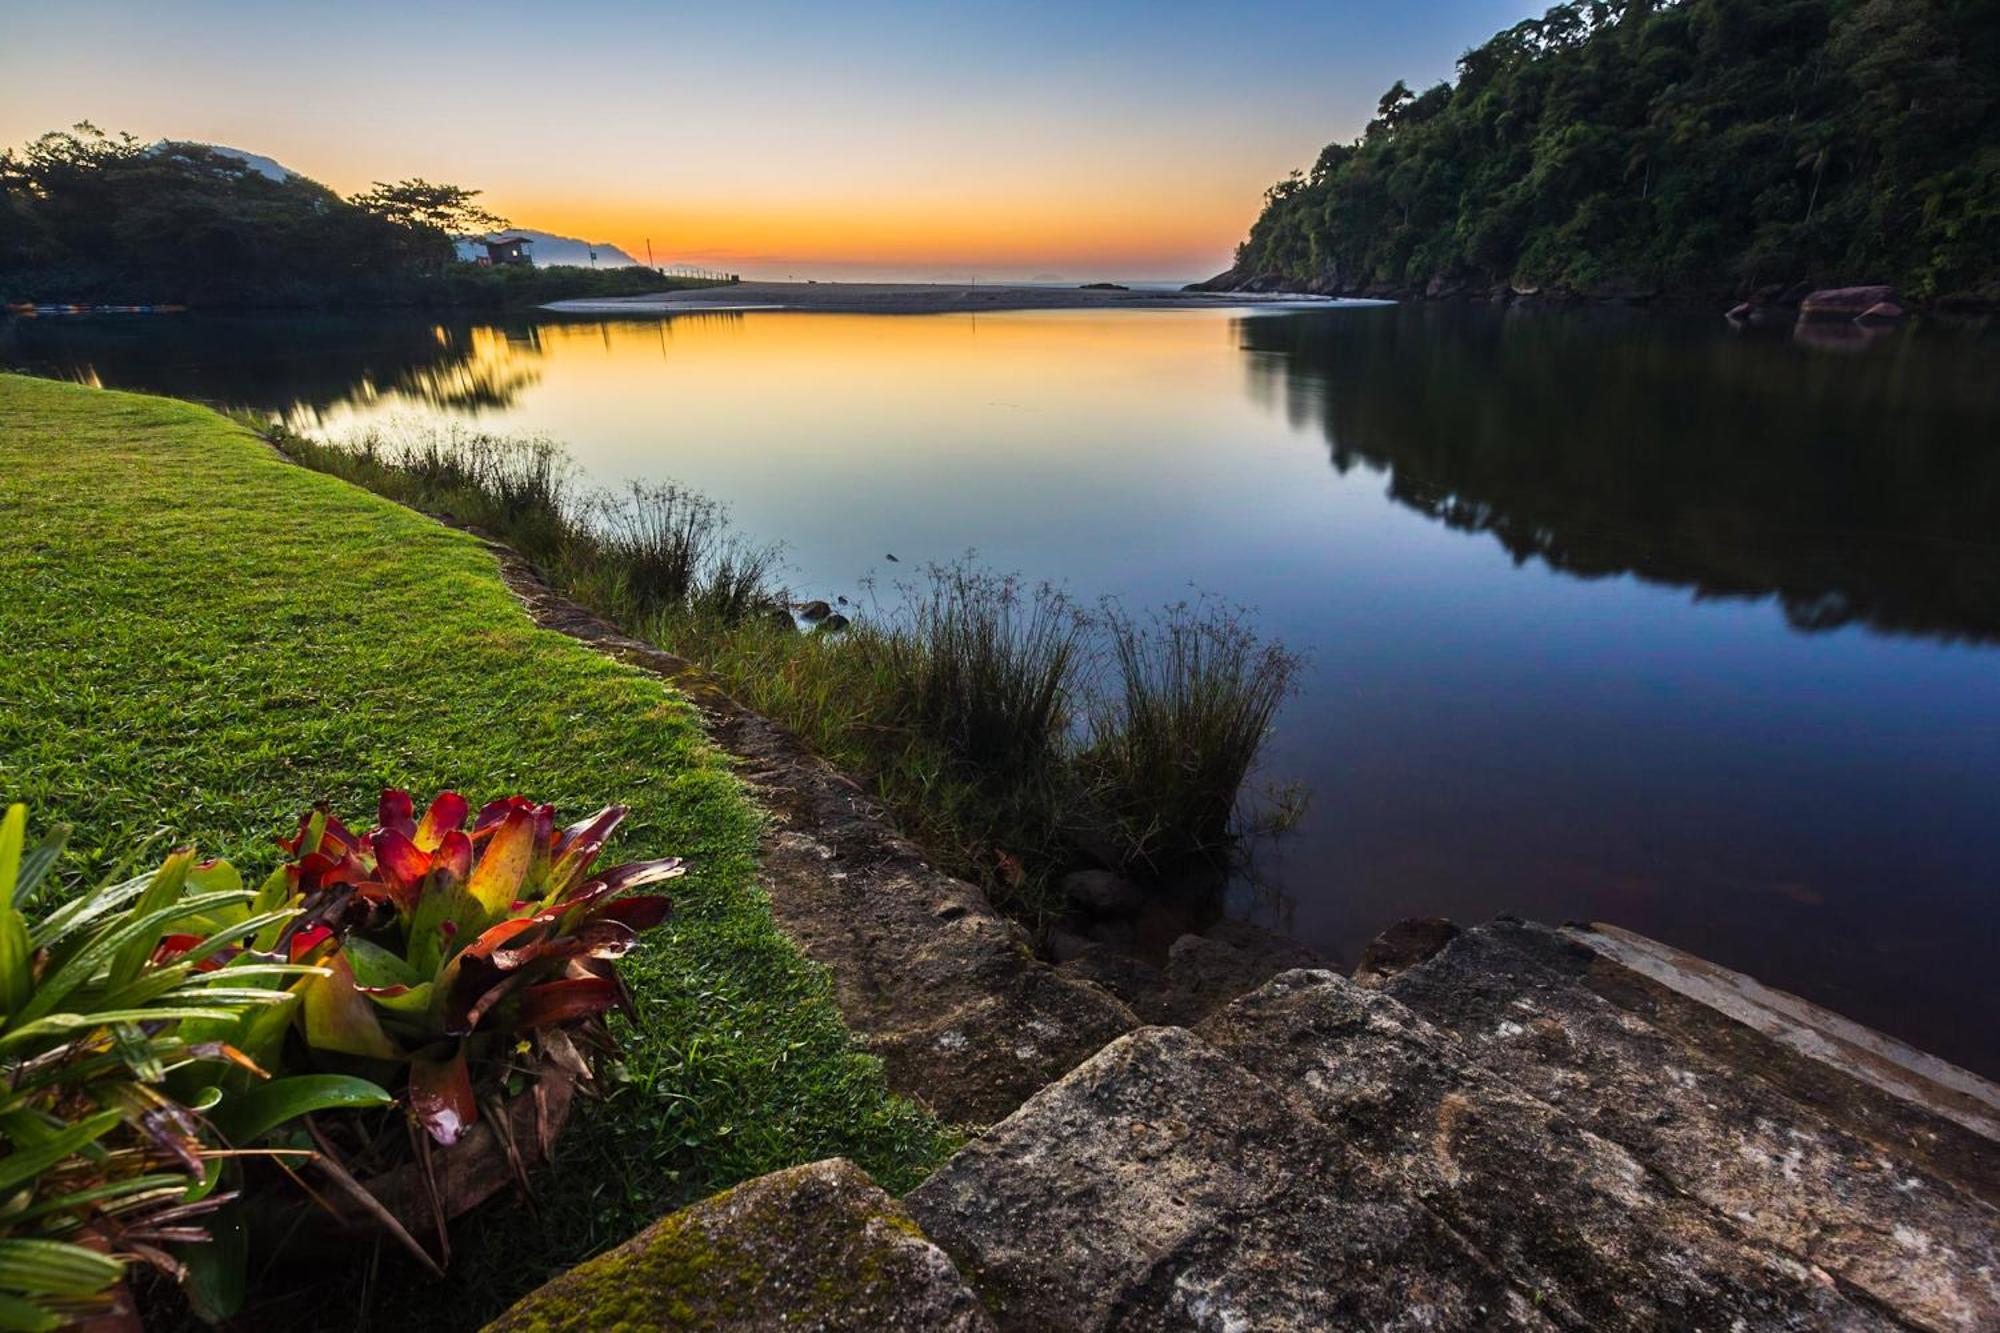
[1238,304,2000,643]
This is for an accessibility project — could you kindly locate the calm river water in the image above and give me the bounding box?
[8,303,1997,1075]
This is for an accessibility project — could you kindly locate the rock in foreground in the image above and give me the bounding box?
[486,1159,992,1332]
[909,922,1999,1332]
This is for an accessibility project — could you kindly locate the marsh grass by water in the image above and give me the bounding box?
[275,420,1303,924]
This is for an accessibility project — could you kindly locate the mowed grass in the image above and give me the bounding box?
[0,374,954,1326]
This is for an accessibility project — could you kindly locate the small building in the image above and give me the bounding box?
[481,234,534,267]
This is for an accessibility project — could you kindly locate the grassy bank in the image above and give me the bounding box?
[0,374,953,1326]
[276,423,1303,926]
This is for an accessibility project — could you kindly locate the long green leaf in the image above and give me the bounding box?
[3,1174,186,1225]
[109,849,192,992]
[0,909,30,1022]
[26,869,153,951]
[206,1074,392,1145]
[0,808,22,907]
[0,1238,124,1297]
[0,1110,122,1196]
[0,1008,263,1055]
[0,1291,59,1332]
[175,1200,246,1323]
[10,829,65,914]
[13,889,256,1025]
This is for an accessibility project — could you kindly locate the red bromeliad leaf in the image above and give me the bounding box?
[281,808,364,859]
[370,828,432,911]
[514,977,622,1030]
[151,933,229,972]
[598,895,673,933]
[588,857,686,897]
[414,792,469,852]
[465,807,536,921]
[293,847,371,896]
[288,924,335,963]
[547,805,625,897]
[409,1046,477,1146]
[378,790,417,840]
[434,829,472,882]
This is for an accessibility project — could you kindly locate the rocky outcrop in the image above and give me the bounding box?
[1383,919,2000,1329]
[1799,284,1901,320]
[908,1026,1544,1332]
[907,923,1999,1332]
[486,1158,992,1332]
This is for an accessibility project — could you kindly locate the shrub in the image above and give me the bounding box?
[870,563,1086,777]
[587,483,783,624]
[1081,601,1303,870]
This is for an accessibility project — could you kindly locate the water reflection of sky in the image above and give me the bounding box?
[8,305,1998,1075]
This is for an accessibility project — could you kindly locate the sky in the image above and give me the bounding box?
[0,1,1539,281]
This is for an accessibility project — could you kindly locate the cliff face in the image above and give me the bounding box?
[1223,0,2000,307]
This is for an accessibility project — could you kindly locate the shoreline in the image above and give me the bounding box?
[541,279,1386,316]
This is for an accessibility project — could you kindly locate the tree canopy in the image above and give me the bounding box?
[0,125,664,307]
[1229,0,2000,300]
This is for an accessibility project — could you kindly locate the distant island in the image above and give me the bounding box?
[1200,0,2000,307]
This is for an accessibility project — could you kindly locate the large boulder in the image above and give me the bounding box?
[1382,919,2000,1331]
[1799,284,1899,320]
[907,1026,1541,1332]
[1198,972,1894,1330]
[487,1159,993,1332]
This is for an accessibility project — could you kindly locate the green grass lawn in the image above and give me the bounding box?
[0,373,953,1325]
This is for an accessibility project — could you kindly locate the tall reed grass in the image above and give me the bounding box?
[275,420,1303,917]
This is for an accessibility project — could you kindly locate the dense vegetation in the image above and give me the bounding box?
[0,126,690,308]
[0,375,952,1326]
[1230,0,2000,300]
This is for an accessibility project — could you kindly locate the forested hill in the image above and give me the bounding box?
[1215,0,1999,304]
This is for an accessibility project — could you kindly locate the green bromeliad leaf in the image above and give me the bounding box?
[298,952,399,1060]
[206,1073,393,1145]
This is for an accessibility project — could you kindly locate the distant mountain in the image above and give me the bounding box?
[157,142,299,182]
[168,143,641,271]
[454,230,642,269]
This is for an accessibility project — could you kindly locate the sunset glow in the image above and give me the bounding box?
[0,0,1537,279]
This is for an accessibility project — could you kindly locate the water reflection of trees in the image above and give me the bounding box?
[0,315,546,417]
[1240,306,2000,643]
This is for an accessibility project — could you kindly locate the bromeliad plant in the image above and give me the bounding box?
[277,791,681,1148]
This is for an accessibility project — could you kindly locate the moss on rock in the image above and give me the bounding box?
[484,1158,992,1332]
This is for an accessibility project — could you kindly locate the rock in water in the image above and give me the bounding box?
[796,600,832,621]
[1857,299,1907,323]
[1058,869,1143,915]
[488,1158,993,1332]
[1798,284,1900,320]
